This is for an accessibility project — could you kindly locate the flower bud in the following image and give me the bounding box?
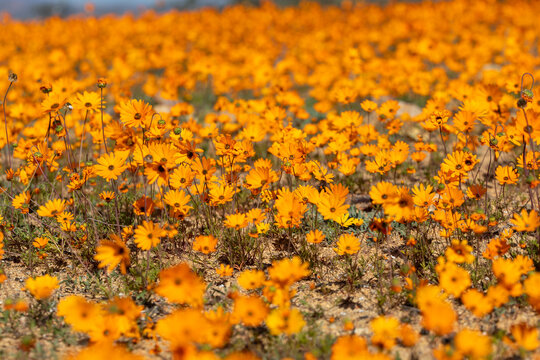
[40,83,52,94]
[521,88,533,102]
[97,78,107,88]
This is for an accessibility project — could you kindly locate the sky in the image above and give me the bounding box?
[0,0,231,19]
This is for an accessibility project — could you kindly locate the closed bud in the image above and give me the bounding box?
[517,98,527,108]
[40,83,52,94]
[521,88,534,102]
[97,78,107,88]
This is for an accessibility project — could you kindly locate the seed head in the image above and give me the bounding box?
[8,72,17,83]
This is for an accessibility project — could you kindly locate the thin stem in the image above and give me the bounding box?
[58,111,76,170]
[2,81,13,169]
[439,126,448,157]
[78,110,89,170]
[110,179,122,235]
[100,87,108,154]
[522,136,537,212]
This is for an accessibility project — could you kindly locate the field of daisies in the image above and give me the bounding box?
[1,0,540,358]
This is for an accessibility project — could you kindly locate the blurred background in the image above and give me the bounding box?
[0,0,362,19]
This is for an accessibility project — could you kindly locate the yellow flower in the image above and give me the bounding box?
[24,274,59,300]
[420,298,456,336]
[266,308,305,336]
[33,237,49,249]
[57,295,102,333]
[511,209,540,232]
[12,191,31,214]
[237,269,265,290]
[216,264,233,277]
[192,235,218,254]
[331,335,369,360]
[117,99,154,128]
[37,199,66,217]
[370,316,400,349]
[454,329,492,359]
[437,261,471,298]
[94,235,131,274]
[268,256,310,287]
[461,289,493,317]
[306,229,325,244]
[504,323,539,352]
[334,233,361,255]
[95,151,129,181]
[66,341,144,360]
[224,212,248,230]
[155,263,205,306]
[231,294,269,327]
[317,184,349,222]
[133,221,165,250]
[445,239,474,264]
[361,100,378,113]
